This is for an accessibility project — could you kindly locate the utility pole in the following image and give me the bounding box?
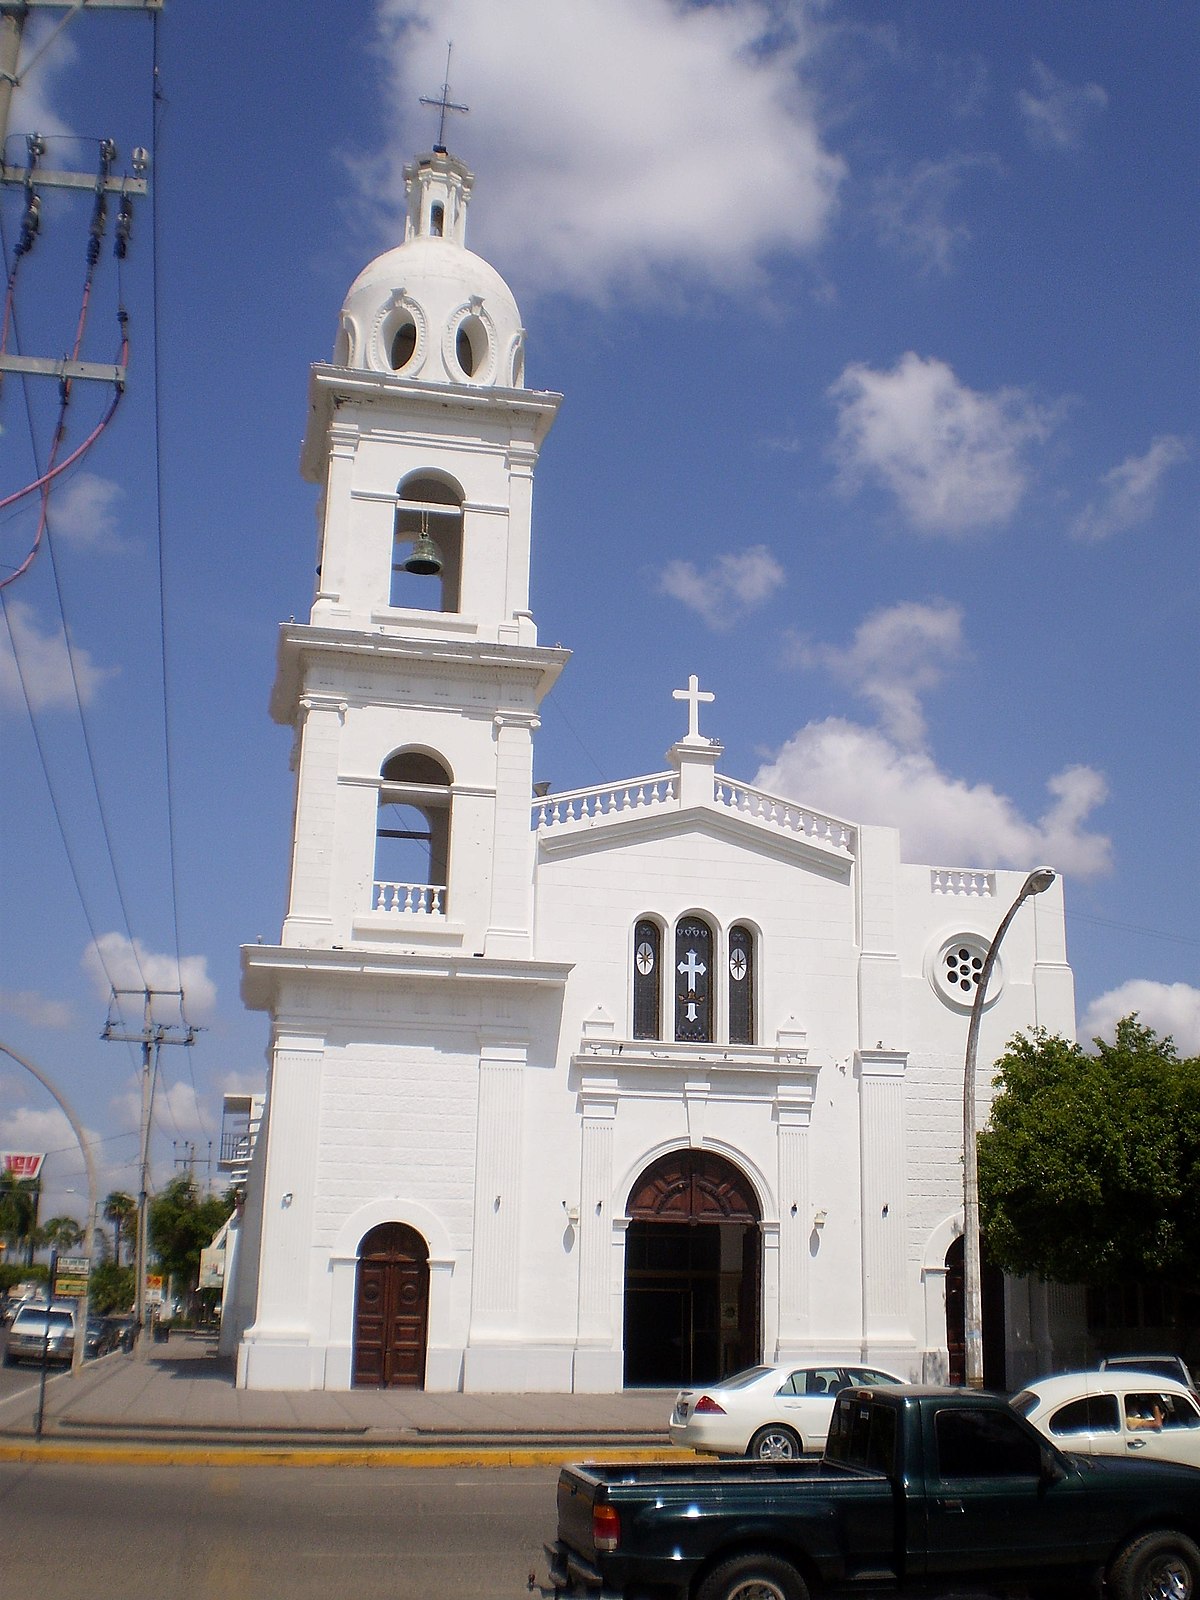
[102,988,195,1349]
[0,0,160,392]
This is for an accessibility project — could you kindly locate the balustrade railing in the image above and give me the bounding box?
[712,777,855,851]
[372,881,447,914]
[533,773,678,829]
[931,868,995,897]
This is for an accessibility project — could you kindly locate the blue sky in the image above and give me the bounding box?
[0,0,1196,1225]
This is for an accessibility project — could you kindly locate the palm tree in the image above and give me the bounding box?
[39,1216,84,1251]
[0,1173,39,1265]
[104,1191,137,1267]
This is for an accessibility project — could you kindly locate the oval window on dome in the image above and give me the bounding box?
[390,317,418,372]
[455,314,488,379]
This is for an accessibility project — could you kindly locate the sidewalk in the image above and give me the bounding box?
[0,1333,681,1466]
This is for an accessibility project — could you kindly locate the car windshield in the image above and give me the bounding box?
[15,1310,72,1332]
[1009,1390,1039,1416]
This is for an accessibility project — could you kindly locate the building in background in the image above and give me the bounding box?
[227,148,1082,1393]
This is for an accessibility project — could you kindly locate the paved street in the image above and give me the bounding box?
[0,1460,559,1599]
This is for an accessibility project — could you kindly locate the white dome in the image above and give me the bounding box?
[334,151,526,390]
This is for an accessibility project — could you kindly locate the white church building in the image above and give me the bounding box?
[227,146,1083,1394]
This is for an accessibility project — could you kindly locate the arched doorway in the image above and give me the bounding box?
[353,1222,429,1388]
[623,1150,761,1388]
[945,1235,1007,1388]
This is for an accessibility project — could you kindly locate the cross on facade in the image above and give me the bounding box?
[419,43,469,150]
[672,673,715,741]
[677,948,707,990]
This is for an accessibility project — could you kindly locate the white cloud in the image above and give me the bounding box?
[7,23,78,143]
[51,472,129,553]
[0,989,74,1029]
[1017,60,1107,150]
[82,933,217,1025]
[829,352,1055,535]
[1071,435,1191,543]
[368,0,845,301]
[0,600,119,713]
[788,600,964,745]
[660,544,786,631]
[1082,982,1200,1055]
[872,155,1000,275]
[754,718,1111,878]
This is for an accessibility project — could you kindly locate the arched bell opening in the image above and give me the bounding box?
[623,1149,761,1388]
[353,1222,430,1388]
[390,473,463,613]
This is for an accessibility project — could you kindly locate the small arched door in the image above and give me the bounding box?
[353,1223,429,1388]
[623,1150,761,1388]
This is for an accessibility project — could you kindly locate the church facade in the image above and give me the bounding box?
[227,148,1082,1394]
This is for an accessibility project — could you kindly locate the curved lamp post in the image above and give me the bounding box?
[962,866,1056,1389]
[0,1038,98,1376]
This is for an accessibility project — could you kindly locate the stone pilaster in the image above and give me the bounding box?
[468,1043,525,1331]
[857,1049,910,1339]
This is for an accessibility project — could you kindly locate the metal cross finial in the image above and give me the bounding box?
[673,673,715,741]
[419,42,469,151]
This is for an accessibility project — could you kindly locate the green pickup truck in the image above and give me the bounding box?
[545,1385,1200,1600]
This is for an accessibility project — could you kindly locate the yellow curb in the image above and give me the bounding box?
[0,1442,689,1469]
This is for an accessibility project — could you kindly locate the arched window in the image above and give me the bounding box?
[374,750,451,915]
[391,474,463,614]
[674,915,714,1043]
[632,919,661,1040]
[728,924,755,1045]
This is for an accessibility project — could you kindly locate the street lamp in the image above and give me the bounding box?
[962,866,1056,1389]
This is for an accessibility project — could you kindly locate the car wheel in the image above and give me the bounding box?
[748,1424,803,1460]
[695,1551,810,1600]
[1108,1530,1200,1600]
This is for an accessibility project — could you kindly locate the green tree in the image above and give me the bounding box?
[103,1191,137,1266]
[0,1174,39,1265]
[89,1260,136,1315]
[147,1178,233,1304]
[978,1017,1200,1285]
[39,1216,84,1251]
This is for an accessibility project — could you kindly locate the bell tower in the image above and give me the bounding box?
[265,147,565,962]
[236,148,571,1391]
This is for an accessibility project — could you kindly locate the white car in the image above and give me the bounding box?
[669,1362,905,1459]
[1012,1370,1200,1469]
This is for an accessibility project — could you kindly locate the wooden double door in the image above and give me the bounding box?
[353,1223,429,1388]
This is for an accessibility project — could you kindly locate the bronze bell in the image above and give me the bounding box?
[403,514,443,577]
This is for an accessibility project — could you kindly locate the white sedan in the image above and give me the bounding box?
[669,1362,905,1459]
[1011,1370,1200,1469]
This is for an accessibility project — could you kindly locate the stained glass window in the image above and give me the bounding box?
[729,924,754,1044]
[632,919,661,1039]
[674,916,713,1042]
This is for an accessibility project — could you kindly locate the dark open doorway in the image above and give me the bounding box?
[945,1234,1006,1388]
[623,1150,761,1388]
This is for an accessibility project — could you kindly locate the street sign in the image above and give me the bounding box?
[54,1255,90,1298]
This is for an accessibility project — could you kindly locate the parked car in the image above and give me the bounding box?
[1101,1353,1196,1389]
[1012,1370,1200,1469]
[3,1301,77,1365]
[104,1314,137,1352]
[83,1315,121,1359]
[669,1361,906,1458]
